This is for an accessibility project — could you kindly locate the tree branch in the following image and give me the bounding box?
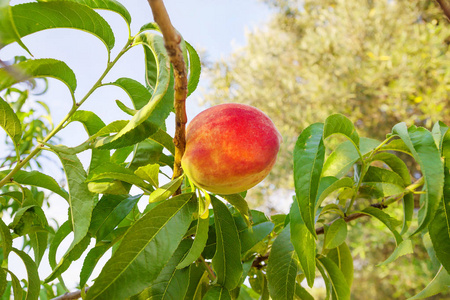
[50,288,89,300]
[147,0,188,189]
[436,0,450,21]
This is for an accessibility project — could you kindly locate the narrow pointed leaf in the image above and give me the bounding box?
[378,239,413,266]
[135,164,159,187]
[177,214,209,269]
[359,206,402,245]
[239,221,274,255]
[96,33,171,149]
[0,169,68,200]
[324,218,347,249]
[408,266,450,300]
[294,122,325,237]
[221,193,251,227]
[203,286,232,300]
[131,239,192,300]
[0,58,76,94]
[0,218,12,258]
[5,269,23,300]
[323,138,380,178]
[11,248,40,300]
[0,96,21,147]
[327,242,354,287]
[38,0,131,25]
[69,110,109,171]
[148,176,184,203]
[0,0,31,53]
[267,224,298,300]
[89,194,142,241]
[323,114,359,148]
[316,177,354,210]
[79,244,110,287]
[429,204,450,273]
[52,146,96,247]
[186,41,201,97]
[317,256,350,300]
[391,123,444,235]
[10,2,115,51]
[85,193,196,300]
[211,197,243,290]
[184,264,207,300]
[289,201,316,287]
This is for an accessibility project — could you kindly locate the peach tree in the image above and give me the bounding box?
[0,1,449,299]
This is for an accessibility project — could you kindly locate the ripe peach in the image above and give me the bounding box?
[181,103,282,195]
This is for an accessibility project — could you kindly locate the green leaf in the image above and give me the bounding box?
[79,227,128,287]
[361,166,406,198]
[148,176,184,203]
[45,234,91,283]
[80,244,109,287]
[149,129,176,155]
[239,221,274,255]
[87,162,153,192]
[391,123,444,235]
[0,267,6,296]
[135,164,159,187]
[378,239,413,266]
[47,221,71,270]
[0,0,31,54]
[110,78,150,110]
[316,177,354,211]
[293,122,325,237]
[429,204,450,273]
[85,193,196,300]
[38,0,132,25]
[294,283,314,300]
[0,218,12,259]
[266,224,298,300]
[203,286,232,300]
[69,110,109,172]
[0,170,68,200]
[0,58,76,94]
[96,33,171,150]
[130,239,192,300]
[89,194,142,241]
[408,266,450,300]
[177,215,209,269]
[327,242,354,287]
[220,194,251,227]
[10,2,115,51]
[289,200,316,287]
[52,147,96,247]
[0,96,21,147]
[323,138,380,178]
[317,256,351,300]
[432,121,449,152]
[369,152,414,234]
[12,248,40,300]
[186,41,201,97]
[359,206,402,245]
[28,206,49,266]
[324,218,347,249]
[4,269,23,300]
[184,264,208,300]
[211,197,243,290]
[323,114,359,148]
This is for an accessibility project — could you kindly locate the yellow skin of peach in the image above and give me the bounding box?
[181,103,282,195]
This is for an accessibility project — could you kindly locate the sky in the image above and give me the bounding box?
[1,0,273,290]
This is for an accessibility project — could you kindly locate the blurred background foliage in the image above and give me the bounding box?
[203,0,450,298]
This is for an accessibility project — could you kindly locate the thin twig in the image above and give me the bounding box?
[436,0,450,21]
[147,0,188,192]
[50,287,89,300]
